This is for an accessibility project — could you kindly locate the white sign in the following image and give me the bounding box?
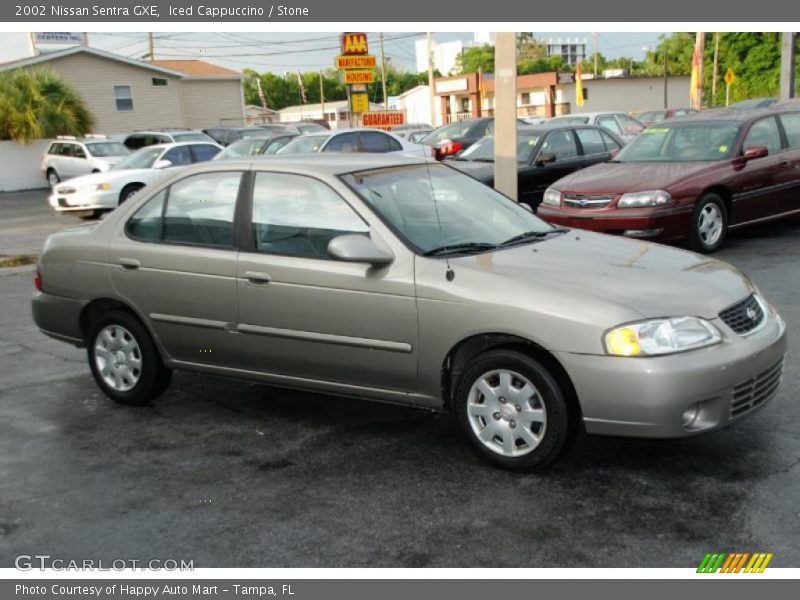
[435,78,469,94]
[34,32,87,45]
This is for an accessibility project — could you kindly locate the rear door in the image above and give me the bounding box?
[110,170,244,366]
[235,170,418,394]
[734,116,785,222]
[775,112,800,216]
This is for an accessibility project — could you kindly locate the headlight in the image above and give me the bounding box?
[604,317,721,357]
[617,190,671,208]
[79,183,112,192]
[542,188,561,207]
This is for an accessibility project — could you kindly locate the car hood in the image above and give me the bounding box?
[449,230,754,320]
[447,160,495,181]
[554,160,720,193]
[93,155,127,165]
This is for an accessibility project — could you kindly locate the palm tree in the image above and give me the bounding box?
[0,68,94,143]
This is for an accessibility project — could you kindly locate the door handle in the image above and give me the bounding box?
[779,160,790,167]
[117,258,140,270]
[244,271,272,285]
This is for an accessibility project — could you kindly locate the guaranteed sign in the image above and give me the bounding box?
[336,55,377,69]
[362,111,406,129]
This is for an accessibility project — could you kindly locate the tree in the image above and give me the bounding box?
[455,44,495,74]
[0,68,94,143]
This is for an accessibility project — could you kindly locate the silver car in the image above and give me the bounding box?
[32,155,787,470]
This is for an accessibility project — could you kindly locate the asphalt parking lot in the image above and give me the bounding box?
[1,189,798,568]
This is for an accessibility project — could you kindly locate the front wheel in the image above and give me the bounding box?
[690,193,728,253]
[454,350,576,471]
[87,310,172,406]
[119,183,143,205]
[47,169,60,188]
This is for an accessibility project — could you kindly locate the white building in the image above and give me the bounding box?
[544,37,588,66]
[394,85,439,127]
[414,33,497,77]
[277,99,384,130]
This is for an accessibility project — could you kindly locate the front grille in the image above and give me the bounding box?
[731,360,783,419]
[57,198,70,207]
[562,193,614,209]
[719,294,765,335]
[56,187,76,195]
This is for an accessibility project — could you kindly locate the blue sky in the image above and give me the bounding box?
[72,31,664,74]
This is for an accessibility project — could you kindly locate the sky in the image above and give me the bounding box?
[2,31,664,74]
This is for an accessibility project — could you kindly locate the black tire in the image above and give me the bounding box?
[86,309,172,406]
[119,183,144,205]
[78,210,102,220]
[689,192,728,253]
[453,349,576,471]
[47,169,60,188]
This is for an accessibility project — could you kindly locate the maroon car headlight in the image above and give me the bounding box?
[617,190,672,208]
[542,187,561,207]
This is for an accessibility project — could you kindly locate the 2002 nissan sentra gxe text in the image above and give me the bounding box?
[32,154,787,470]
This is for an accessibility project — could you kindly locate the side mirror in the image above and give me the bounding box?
[609,148,621,159]
[154,159,172,169]
[536,152,556,166]
[743,146,768,160]
[328,234,394,267]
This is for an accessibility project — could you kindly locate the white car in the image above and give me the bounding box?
[41,136,130,187]
[548,112,645,142]
[48,141,221,218]
[276,128,428,155]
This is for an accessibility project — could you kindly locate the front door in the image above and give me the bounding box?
[110,170,244,366]
[236,171,419,394]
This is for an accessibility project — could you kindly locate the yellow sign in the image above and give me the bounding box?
[344,70,375,84]
[351,93,369,114]
[336,55,377,70]
[724,69,736,86]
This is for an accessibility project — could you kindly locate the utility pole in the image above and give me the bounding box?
[427,32,436,126]
[711,33,720,107]
[593,32,599,76]
[663,49,668,108]
[780,32,797,101]
[379,33,388,110]
[147,32,154,61]
[319,69,325,123]
[694,32,705,109]
[494,32,517,201]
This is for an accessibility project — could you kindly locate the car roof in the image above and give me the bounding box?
[665,107,781,123]
[170,153,429,177]
[134,141,221,152]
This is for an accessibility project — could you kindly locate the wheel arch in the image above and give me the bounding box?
[440,333,581,419]
[78,298,167,362]
[699,185,733,220]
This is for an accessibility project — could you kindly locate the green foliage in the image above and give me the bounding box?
[0,68,94,143]
[518,55,566,75]
[455,44,496,75]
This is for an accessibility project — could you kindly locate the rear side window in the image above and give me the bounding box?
[124,135,144,150]
[359,131,396,153]
[190,144,221,162]
[250,172,368,258]
[575,128,607,155]
[126,191,166,241]
[324,133,359,153]
[48,143,61,155]
[779,113,800,149]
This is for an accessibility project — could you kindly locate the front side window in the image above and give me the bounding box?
[162,146,192,166]
[251,172,368,258]
[162,173,241,247]
[540,130,578,161]
[114,85,134,111]
[126,191,166,241]
[344,164,558,255]
[599,130,622,151]
[597,116,622,135]
[191,144,221,162]
[617,114,644,135]
[743,117,781,155]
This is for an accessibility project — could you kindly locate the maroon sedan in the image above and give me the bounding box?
[538,108,800,252]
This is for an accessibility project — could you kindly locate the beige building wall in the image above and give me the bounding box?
[180,79,244,128]
[44,53,185,133]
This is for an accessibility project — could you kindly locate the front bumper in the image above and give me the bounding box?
[48,189,118,212]
[537,205,693,240]
[556,312,787,438]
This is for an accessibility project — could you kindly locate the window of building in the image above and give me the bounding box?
[114,85,134,111]
[152,78,168,86]
[520,92,531,105]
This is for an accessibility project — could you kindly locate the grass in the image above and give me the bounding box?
[0,254,38,268]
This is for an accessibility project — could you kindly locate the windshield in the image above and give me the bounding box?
[111,147,162,170]
[171,132,214,143]
[458,135,540,163]
[423,120,479,144]
[276,135,328,154]
[215,138,269,160]
[343,164,559,255]
[616,121,742,162]
[85,142,129,157]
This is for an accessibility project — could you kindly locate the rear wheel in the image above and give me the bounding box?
[47,169,60,188]
[454,349,576,471]
[119,183,144,205]
[690,193,728,253]
[86,310,172,406]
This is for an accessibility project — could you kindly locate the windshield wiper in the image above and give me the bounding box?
[469,158,494,162]
[423,242,498,257]
[500,228,568,247]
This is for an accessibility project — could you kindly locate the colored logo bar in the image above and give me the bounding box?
[697,552,773,573]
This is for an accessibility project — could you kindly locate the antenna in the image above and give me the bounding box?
[418,123,454,281]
